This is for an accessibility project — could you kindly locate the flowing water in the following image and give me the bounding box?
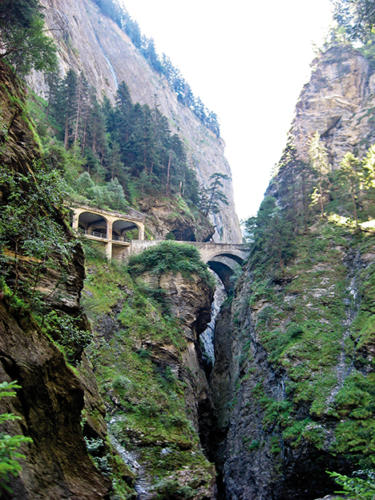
[200,277,226,370]
[108,415,153,499]
[93,30,119,89]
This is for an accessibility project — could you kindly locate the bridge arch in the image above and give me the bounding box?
[207,260,234,292]
[124,241,249,289]
[78,211,108,238]
[112,219,141,241]
[205,252,245,292]
[71,204,146,260]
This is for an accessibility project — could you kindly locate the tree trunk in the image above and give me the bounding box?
[64,116,69,150]
[166,151,172,195]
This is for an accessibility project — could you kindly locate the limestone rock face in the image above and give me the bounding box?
[290,46,375,165]
[0,62,110,498]
[31,0,242,243]
[0,303,110,499]
[138,271,213,430]
[209,46,375,499]
[84,265,216,498]
[137,196,215,242]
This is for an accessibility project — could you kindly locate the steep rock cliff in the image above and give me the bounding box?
[211,46,375,499]
[290,45,375,166]
[82,256,217,498]
[0,61,114,498]
[29,0,241,243]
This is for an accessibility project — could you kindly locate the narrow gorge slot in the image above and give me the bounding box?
[196,269,235,499]
[4,1,375,499]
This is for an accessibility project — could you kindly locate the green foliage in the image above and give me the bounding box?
[84,437,112,476]
[248,439,260,451]
[309,131,331,217]
[244,196,296,273]
[41,310,92,364]
[0,162,76,307]
[327,145,375,223]
[261,397,292,428]
[128,241,215,287]
[327,469,375,499]
[92,0,220,136]
[29,70,205,218]
[333,0,375,43]
[243,158,375,461]
[0,381,32,493]
[152,478,195,499]
[0,0,57,75]
[75,172,128,211]
[47,73,199,201]
[83,258,214,494]
[199,172,229,216]
[332,372,375,466]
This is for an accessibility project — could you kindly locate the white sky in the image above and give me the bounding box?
[122,0,334,220]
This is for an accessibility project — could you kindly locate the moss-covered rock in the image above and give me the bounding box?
[211,45,375,500]
[83,254,216,498]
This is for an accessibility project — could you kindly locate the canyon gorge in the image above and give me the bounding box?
[1,1,375,499]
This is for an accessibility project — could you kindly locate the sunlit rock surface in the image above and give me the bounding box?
[30,0,242,243]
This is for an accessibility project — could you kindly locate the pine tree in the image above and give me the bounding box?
[45,71,61,120]
[61,70,78,149]
[73,73,90,146]
[309,131,331,217]
[199,173,230,216]
[86,95,108,166]
[333,0,375,42]
[337,152,363,225]
[107,141,123,181]
[113,82,133,148]
[0,0,56,74]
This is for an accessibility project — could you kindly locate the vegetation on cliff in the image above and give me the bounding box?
[0,381,33,493]
[228,49,375,496]
[91,0,220,137]
[0,0,56,74]
[5,0,375,498]
[0,60,120,498]
[128,241,215,287]
[38,74,201,208]
[82,247,215,498]
[27,68,225,240]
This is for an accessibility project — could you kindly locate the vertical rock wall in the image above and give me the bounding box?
[0,62,111,499]
[29,0,242,243]
[210,46,375,499]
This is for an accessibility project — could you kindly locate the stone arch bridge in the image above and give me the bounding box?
[128,240,249,291]
[70,205,249,290]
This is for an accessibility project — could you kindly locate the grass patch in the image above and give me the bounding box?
[128,241,215,287]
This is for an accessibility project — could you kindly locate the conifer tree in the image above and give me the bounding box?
[73,73,90,146]
[309,131,331,217]
[333,0,375,42]
[86,94,108,164]
[337,152,363,225]
[0,0,56,74]
[45,71,61,119]
[61,70,78,149]
[107,141,123,181]
[199,173,230,216]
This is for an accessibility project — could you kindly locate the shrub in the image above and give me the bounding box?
[0,381,32,493]
[153,478,195,499]
[42,310,92,363]
[128,241,214,287]
[327,470,375,499]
